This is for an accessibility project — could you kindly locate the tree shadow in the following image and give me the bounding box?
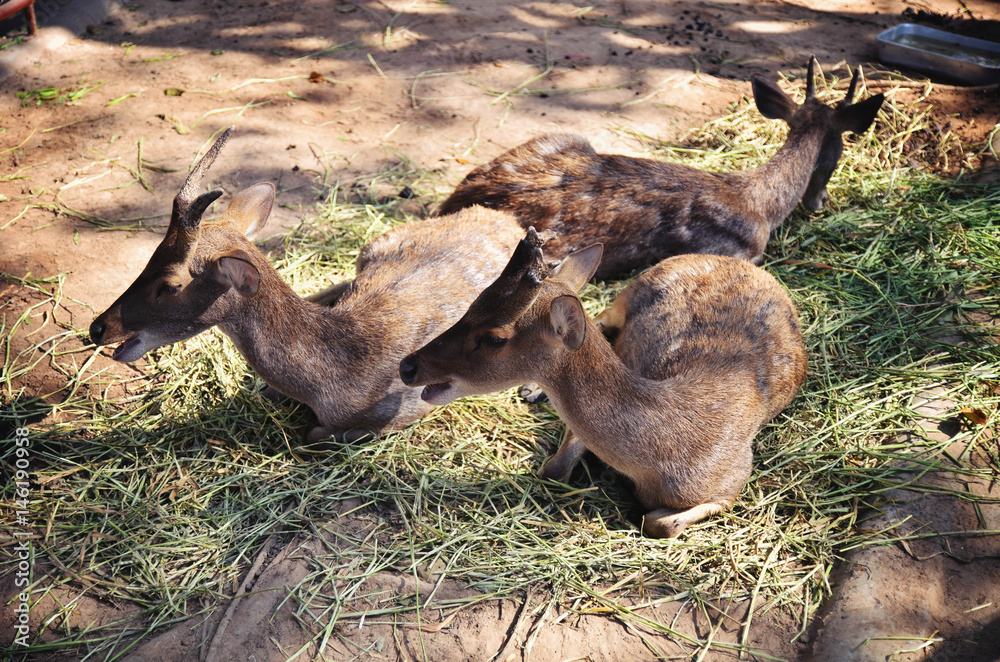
[3,0,997,94]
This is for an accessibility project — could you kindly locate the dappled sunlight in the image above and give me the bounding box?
[506,4,575,30]
[732,19,813,35]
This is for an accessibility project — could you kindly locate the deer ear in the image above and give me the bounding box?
[549,295,586,351]
[751,75,798,121]
[834,93,884,134]
[216,250,260,297]
[552,243,603,292]
[221,182,275,240]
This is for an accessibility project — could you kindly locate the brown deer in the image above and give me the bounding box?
[437,58,884,280]
[399,229,807,537]
[89,128,524,443]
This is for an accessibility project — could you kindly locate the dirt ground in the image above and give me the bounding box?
[2,0,1000,660]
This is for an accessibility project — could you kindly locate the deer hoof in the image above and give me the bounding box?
[520,382,547,403]
[261,385,290,403]
[539,459,571,483]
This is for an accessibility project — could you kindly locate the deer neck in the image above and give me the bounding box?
[216,265,354,399]
[542,323,670,443]
[739,122,826,229]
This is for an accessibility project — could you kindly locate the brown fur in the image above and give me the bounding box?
[438,59,884,280]
[90,131,524,442]
[400,235,807,537]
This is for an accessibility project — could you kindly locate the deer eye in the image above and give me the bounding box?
[483,334,508,349]
[156,282,181,300]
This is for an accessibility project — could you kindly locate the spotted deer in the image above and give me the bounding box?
[399,229,807,537]
[89,128,524,442]
[438,58,884,280]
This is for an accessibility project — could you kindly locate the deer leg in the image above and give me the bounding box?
[519,382,547,403]
[305,280,352,306]
[261,385,291,403]
[641,501,731,538]
[307,425,335,445]
[540,431,587,482]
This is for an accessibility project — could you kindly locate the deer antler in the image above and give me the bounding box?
[838,66,862,108]
[169,127,233,245]
[466,226,552,326]
[489,226,550,290]
[805,56,817,100]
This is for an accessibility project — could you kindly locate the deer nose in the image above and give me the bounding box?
[89,319,106,345]
[399,356,419,385]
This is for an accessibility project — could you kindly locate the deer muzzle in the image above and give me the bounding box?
[399,353,459,405]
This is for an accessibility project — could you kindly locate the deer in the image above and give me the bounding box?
[89,128,525,443]
[437,57,884,280]
[399,228,807,537]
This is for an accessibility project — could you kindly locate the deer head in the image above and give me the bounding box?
[751,56,885,211]
[399,228,603,405]
[90,128,274,362]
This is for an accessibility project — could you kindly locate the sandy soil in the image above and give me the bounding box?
[2,0,999,660]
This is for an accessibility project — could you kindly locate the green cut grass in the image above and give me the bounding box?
[2,77,999,660]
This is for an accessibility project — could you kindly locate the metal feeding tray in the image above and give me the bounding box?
[876,23,1000,86]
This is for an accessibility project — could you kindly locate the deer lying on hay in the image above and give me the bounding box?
[90,128,524,443]
[438,58,884,280]
[400,229,807,537]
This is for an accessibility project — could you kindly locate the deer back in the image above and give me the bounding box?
[598,253,808,422]
[307,206,526,434]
